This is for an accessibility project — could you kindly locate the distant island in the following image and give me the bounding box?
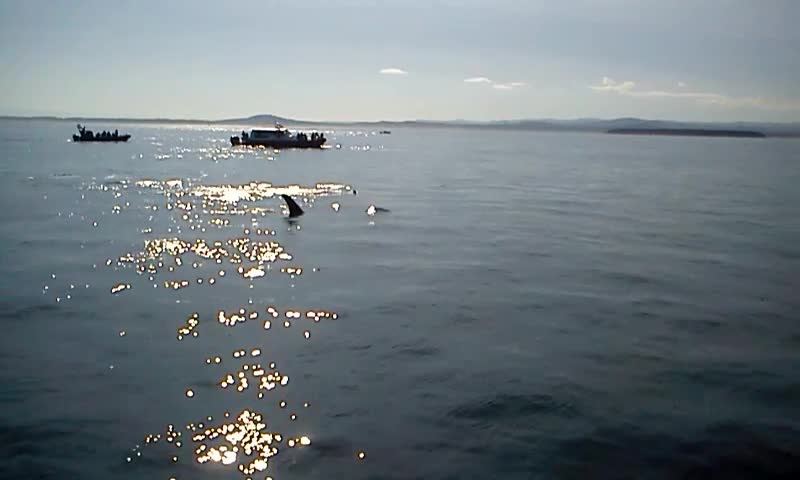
[2,114,799,137]
[607,128,766,138]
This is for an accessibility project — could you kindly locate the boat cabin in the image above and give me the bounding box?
[249,128,289,140]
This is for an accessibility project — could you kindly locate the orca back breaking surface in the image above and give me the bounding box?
[281,194,305,218]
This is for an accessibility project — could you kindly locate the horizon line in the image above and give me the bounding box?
[1,113,797,126]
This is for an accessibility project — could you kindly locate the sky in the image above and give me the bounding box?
[1,0,799,122]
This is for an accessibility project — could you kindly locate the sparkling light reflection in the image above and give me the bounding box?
[92,174,360,478]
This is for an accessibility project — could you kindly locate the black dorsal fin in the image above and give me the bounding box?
[281,194,305,218]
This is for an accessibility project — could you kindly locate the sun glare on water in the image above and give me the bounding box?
[72,171,370,478]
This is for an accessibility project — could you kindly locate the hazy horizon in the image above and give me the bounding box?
[2,0,799,122]
[3,111,800,127]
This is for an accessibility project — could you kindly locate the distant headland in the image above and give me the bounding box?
[1,114,798,137]
[607,128,766,138]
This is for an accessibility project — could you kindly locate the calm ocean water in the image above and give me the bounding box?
[1,119,799,479]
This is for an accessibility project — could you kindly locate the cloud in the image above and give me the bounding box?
[590,76,636,93]
[464,77,493,83]
[379,67,408,75]
[465,77,526,90]
[590,77,800,111]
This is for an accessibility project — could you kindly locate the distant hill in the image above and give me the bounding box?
[473,118,800,137]
[607,128,766,138]
[2,114,799,137]
[219,114,305,125]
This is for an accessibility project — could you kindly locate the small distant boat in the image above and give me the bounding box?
[231,125,326,148]
[379,130,391,134]
[72,124,130,142]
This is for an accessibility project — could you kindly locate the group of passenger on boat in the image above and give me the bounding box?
[73,124,131,142]
[231,126,326,148]
[295,131,325,143]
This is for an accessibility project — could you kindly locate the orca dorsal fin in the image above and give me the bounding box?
[281,194,305,218]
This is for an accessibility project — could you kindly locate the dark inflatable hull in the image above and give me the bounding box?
[73,135,131,142]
